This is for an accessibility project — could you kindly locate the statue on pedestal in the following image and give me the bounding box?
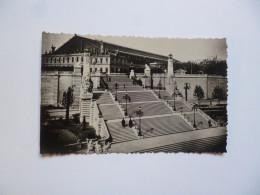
[144,64,151,76]
[80,73,93,98]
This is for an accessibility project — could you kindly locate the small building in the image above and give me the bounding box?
[175,69,187,75]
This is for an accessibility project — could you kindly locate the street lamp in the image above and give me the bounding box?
[136,106,144,136]
[122,91,131,116]
[157,79,162,99]
[184,83,191,101]
[192,104,198,128]
[172,87,179,111]
[114,81,119,101]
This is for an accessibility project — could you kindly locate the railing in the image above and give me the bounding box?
[116,100,126,117]
[90,101,110,139]
[178,96,193,110]
[197,109,218,127]
[182,114,195,129]
[151,90,160,100]
[62,139,112,154]
[100,77,108,89]
[179,97,218,127]
[99,117,110,140]
[109,73,127,75]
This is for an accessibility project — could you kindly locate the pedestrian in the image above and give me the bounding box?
[208,119,212,128]
[122,118,126,127]
[129,118,133,128]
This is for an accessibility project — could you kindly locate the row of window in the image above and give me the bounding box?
[88,67,127,73]
[43,56,153,65]
[43,56,84,64]
[91,57,110,64]
[90,67,109,73]
[43,56,111,64]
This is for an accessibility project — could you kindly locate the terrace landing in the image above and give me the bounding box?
[110,127,227,153]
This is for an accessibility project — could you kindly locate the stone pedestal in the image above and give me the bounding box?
[72,63,82,109]
[79,74,93,122]
[144,64,151,76]
[92,70,101,89]
[167,54,174,77]
[129,69,135,79]
[83,53,91,76]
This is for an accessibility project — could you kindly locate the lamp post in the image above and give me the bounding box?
[172,88,179,111]
[184,82,191,101]
[122,91,131,116]
[192,104,198,128]
[136,106,144,136]
[158,79,162,99]
[114,81,119,101]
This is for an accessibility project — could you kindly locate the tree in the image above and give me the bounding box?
[193,85,205,105]
[61,87,75,123]
[212,85,225,105]
[82,116,86,130]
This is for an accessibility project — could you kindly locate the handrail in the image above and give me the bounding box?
[179,97,218,127]
[100,117,110,140]
[100,77,108,89]
[91,101,110,139]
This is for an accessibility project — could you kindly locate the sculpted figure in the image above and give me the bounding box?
[145,64,150,71]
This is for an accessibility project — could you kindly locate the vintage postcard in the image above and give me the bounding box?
[41,32,227,154]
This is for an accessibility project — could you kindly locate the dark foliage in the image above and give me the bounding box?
[173,59,227,76]
[212,85,226,104]
[61,87,75,123]
[193,85,205,105]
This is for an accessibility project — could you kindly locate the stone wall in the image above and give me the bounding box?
[165,74,227,100]
[136,73,166,89]
[41,72,58,105]
[41,70,82,109]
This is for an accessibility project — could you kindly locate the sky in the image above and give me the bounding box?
[42,32,227,62]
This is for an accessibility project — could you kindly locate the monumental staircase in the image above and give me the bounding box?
[86,74,219,146]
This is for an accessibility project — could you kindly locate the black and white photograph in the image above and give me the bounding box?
[41,33,228,154]
[2,0,260,194]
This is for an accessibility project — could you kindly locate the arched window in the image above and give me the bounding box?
[72,57,74,63]
[54,58,56,63]
[77,57,79,62]
[67,57,69,63]
[63,57,65,63]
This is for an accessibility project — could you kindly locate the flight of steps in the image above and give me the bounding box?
[168,100,192,112]
[98,75,216,146]
[99,104,124,120]
[80,100,91,121]
[93,92,114,104]
[106,75,143,91]
[135,135,227,153]
[106,121,138,143]
[125,102,172,117]
[184,113,210,129]
[117,91,158,103]
[133,115,194,139]
[154,90,173,100]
